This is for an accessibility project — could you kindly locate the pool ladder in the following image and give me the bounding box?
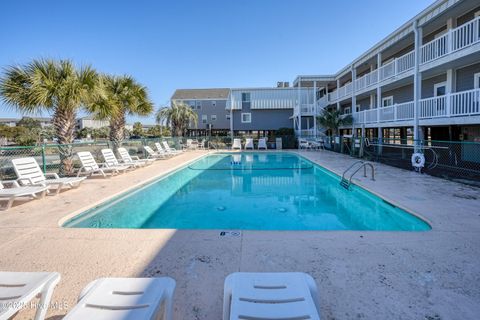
[340,161,375,190]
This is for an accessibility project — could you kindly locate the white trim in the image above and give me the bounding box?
[434,82,447,96]
[474,73,480,89]
[382,96,394,107]
[241,113,252,123]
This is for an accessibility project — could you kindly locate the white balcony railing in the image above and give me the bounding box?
[421,17,480,64]
[353,89,480,125]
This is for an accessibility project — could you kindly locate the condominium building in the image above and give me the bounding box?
[173,0,480,143]
[294,0,480,144]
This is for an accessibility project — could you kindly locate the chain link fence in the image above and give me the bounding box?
[318,135,480,184]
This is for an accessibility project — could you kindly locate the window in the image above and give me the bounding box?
[196,101,202,110]
[212,100,216,107]
[211,115,217,122]
[226,114,231,120]
[474,73,480,89]
[201,115,207,124]
[382,96,393,107]
[356,104,360,112]
[434,82,446,96]
[344,107,351,114]
[241,92,251,103]
[241,113,251,123]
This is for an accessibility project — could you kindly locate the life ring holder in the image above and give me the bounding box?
[411,153,425,170]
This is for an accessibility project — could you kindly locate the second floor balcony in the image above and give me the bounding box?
[353,88,480,125]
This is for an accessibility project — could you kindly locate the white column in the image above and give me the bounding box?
[336,79,341,112]
[297,79,302,137]
[413,21,423,150]
[351,65,357,136]
[376,52,382,116]
[229,94,234,140]
[313,80,317,138]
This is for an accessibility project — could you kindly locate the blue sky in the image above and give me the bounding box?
[0,0,433,124]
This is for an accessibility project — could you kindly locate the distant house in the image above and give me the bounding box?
[0,117,52,128]
[76,116,109,130]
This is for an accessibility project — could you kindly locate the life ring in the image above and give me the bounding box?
[411,153,425,168]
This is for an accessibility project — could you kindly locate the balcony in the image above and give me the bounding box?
[421,17,480,65]
[353,88,480,125]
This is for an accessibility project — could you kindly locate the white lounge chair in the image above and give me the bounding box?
[101,149,133,171]
[244,138,254,150]
[117,147,154,167]
[258,138,267,150]
[162,141,183,155]
[232,139,242,150]
[0,271,60,320]
[144,146,166,160]
[76,152,126,178]
[298,139,310,150]
[64,277,176,320]
[0,181,49,210]
[154,143,174,157]
[11,157,85,195]
[223,272,321,320]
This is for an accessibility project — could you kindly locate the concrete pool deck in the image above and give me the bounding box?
[0,149,479,319]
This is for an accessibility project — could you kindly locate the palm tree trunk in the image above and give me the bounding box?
[53,108,76,176]
[109,113,126,153]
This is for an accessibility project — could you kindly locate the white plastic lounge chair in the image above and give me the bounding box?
[117,148,154,167]
[76,152,126,178]
[101,149,133,171]
[0,271,60,320]
[162,141,182,155]
[154,143,174,158]
[223,272,321,320]
[258,138,267,150]
[198,139,206,150]
[11,157,85,195]
[232,139,242,150]
[298,139,310,150]
[144,146,166,160]
[244,138,254,150]
[64,277,176,320]
[0,181,49,210]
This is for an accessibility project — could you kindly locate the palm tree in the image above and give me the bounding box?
[97,75,153,151]
[316,109,353,136]
[0,59,105,175]
[156,101,198,137]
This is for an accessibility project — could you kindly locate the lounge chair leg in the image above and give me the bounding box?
[34,275,60,320]
[0,198,14,211]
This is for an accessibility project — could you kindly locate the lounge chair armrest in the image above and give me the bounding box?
[2,180,20,188]
[45,172,60,179]
[17,177,36,186]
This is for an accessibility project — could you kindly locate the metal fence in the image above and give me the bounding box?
[0,138,186,180]
[318,136,480,184]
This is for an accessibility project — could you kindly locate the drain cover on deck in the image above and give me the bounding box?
[220,231,241,237]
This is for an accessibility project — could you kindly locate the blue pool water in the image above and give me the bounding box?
[64,153,430,231]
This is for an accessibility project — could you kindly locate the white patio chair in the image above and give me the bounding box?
[223,272,320,320]
[117,147,154,167]
[162,141,183,154]
[244,138,254,150]
[258,138,267,150]
[232,139,242,150]
[11,157,86,195]
[154,143,174,157]
[64,277,176,320]
[298,139,310,150]
[101,149,134,171]
[144,146,167,160]
[0,181,49,210]
[76,152,125,178]
[0,271,60,320]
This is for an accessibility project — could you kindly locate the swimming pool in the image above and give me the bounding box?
[63,152,430,231]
